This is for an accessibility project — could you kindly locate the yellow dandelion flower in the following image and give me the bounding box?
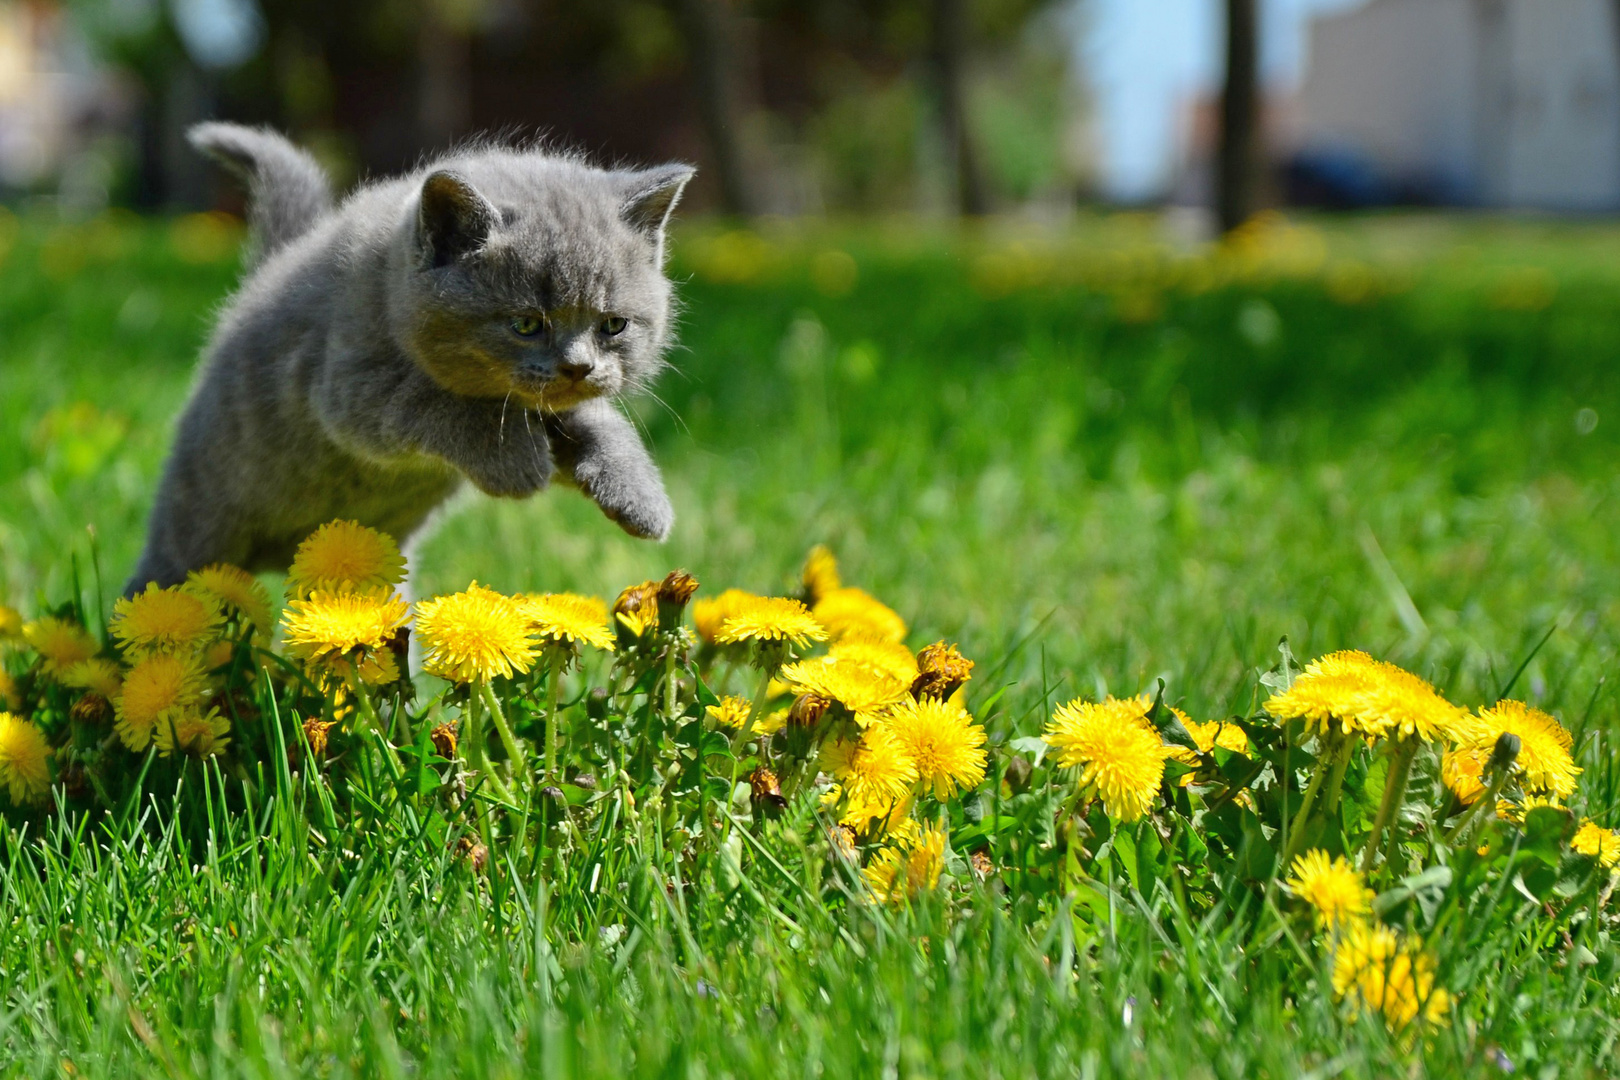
[60,658,124,700]
[1185,717,1250,756]
[203,638,235,672]
[186,564,272,634]
[286,519,406,595]
[1459,700,1579,799]
[0,604,22,641]
[884,696,987,800]
[1331,921,1450,1032]
[1285,850,1373,929]
[282,589,408,663]
[820,725,919,809]
[22,617,99,675]
[414,583,536,683]
[715,596,828,648]
[1266,651,1469,743]
[778,655,909,724]
[523,592,616,651]
[1043,696,1169,822]
[802,545,842,605]
[1495,793,1563,825]
[110,583,223,658]
[152,707,231,758]
[0,712,51,804]
[829,635,919,684]
[691,588,759,644]
[812,587,907,643]
[707,696,753,728]
[864,822,947,903]
[115,653,208,752]
[1572,820,1620,867]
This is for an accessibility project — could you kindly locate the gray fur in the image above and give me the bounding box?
[127,124,691,593]
[188,123,334,268]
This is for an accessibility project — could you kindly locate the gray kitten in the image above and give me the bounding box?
[126,123,692,593]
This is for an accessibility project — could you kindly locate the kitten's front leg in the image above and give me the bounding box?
[341,367,554,497]
[546,399,674,540]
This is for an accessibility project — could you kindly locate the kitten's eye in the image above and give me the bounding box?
[510,315,546,338]
[600,316,628,336]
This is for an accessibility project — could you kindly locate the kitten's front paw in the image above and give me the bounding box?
[577,460,674,540]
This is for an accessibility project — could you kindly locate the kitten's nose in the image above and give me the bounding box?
[558,357,595,381]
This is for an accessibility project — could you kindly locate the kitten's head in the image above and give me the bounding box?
[394,155,693,411]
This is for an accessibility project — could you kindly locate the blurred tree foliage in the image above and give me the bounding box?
[62,0,1078,215]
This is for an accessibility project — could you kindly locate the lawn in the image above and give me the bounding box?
[2,206,1620,1076]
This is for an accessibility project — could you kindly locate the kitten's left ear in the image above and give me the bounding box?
[619,164,696,243]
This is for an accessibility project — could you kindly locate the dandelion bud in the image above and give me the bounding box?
[60,762,90,801]
[430,721,458,760]
[1491,731,1522,772]
[789,693,832,729]
[72,693,112,725]
[613,580,661,639]
[911,641,974,700]
[303,717,335,760]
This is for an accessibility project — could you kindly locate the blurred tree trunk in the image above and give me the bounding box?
[930,0,989,216]
[1216,0,1259,233]
[418,1,472,152]
[673,0,761,216]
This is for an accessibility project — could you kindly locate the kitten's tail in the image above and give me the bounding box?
[188,122,333,268]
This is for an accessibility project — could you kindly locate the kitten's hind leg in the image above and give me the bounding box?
[545,399,674,541]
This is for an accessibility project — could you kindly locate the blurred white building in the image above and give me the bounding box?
[1299,0,1620,209]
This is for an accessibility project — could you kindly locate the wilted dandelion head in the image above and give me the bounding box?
[524,592,616,652]
[0,712,51,805]
[115,653,208,752]
[801,545,842,605]
[110,583,223,658]
[282,590,409,664]
[883,696,987,801]
[59,658,123,700]
[1330,921,1450,1033]
[414,583,536,684]
[911,641,974,700]
[23,616,99,675]
[1286,850,1373,930]
[153,707,231,759]
[1044,696,1168,822]
[829,636,918,685]
[714,596,827,649]
[691,589,759,644]
[286,520,406,595]
[778,656,909,723]
[1572,820,1620,867]
[864,822,947,904]
[812,587,907,643]
[1463,700,1579,799]
[187,564,272,634]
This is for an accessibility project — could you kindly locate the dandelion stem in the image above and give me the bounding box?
[1319,736,1353,822]
[1362,737,1417,873]
[544,649,566,786]
[1280,746,1333,868]
[480,680,526,782]
[464,685,517,807]
[348,674,404,775]
[1444,763,1514,848]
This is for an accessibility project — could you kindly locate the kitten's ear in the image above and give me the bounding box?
[619,164,696,242]
[418,170,498,269]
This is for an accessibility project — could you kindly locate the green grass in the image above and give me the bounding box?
[4,208,1620,1076]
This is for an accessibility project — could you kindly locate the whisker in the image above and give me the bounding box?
[499,391,514,446]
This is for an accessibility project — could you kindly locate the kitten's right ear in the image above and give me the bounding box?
[418,170,498,269]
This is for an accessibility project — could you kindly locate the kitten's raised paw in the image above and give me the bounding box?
[599,484,674,541]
